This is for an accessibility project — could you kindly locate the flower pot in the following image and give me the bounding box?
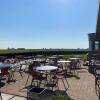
[27,87,45,100]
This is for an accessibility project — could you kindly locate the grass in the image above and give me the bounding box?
[52,95,72,100]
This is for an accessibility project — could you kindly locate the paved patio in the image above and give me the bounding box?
[0,66,99,100]
[67,68,98,100]
[1,93,26,100]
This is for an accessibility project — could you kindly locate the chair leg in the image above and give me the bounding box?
[52,87,53,91]
[95,77,98,92]
[7,74,11,83]
[19,71,23,78]
[65,78,69,89]
[61,78,68,92]
[56,80,59,90]
[0,92,2,100]
[31,78,34,86]
[25,74,30,87]
[0,78,1,87]
[38,80,43,87]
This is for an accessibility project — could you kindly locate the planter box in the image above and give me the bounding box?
[27,87,45,100]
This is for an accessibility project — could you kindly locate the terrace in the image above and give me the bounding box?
[0,56,99,100]
[0,0,99,100]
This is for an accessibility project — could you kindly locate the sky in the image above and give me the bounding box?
[0,0,99,49]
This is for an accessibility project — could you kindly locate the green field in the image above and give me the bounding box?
[0,49,88,61]
[0,49,88,55]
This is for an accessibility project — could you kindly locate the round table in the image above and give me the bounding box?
[35,66,58,86]
[0,64,15,69]
[58,60,71,69]
[36,65,58,71]
[69,58,80,60]
[48,57,57,59]
[58,61,71,63]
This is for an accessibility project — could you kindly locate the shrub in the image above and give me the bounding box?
[52,95,72,100]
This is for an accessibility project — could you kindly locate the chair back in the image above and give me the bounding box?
[31,71,40,78]
[94,66,100,76]
[46,74,58,88]
[69,61,77,69]
[0,67,9,75]
[28,63,35,72]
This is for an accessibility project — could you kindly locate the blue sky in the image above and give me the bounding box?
[0,0,98,49]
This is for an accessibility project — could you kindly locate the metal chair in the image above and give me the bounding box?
[0,92,2,100]
[25,63,47,87]
[68,61,78,76]
[0,75,2,100]
[94,66,100,99]
[31,71,47,87]
[0,67,11,83]
[48,69,69,92]
[45,74,58,91]
[56,69,69,92]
